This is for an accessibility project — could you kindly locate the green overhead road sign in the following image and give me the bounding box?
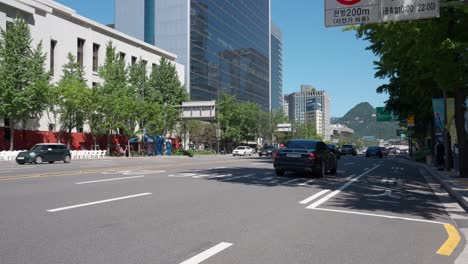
[376,107,399,122]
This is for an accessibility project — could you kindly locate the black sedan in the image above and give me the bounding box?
[273,139,337,178]
[366,146,384,158]
[258,145,277,157]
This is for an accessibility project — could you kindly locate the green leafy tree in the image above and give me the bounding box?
[349,1,468,175]
[128,59,148,135]
[294,123,323,140]
[96,41,130,151]
[0,18,50,150]
[51,53,91,147]
[147,57,187,135]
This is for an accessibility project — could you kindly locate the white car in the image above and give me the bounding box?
[232,146,254,156]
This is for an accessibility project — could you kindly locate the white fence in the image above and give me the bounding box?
[0,151,25,161]
[0,150,107,161]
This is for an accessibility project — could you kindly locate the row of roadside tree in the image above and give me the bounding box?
[0,18,324,153]
[348,0,468,176]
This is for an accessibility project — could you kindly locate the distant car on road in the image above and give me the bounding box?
[341,144,357,156]
[232,146,254,156]
[273,139,337,178]
[16,143,71,164]
[366,146,383,158]
[380,147,389,155]
[327,144,341,159]
[258,145,277,157]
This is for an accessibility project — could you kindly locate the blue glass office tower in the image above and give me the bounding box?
[115,0,271,110]
[271,23,283,111]
[144,0,155,45]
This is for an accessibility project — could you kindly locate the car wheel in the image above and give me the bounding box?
[63,154,71,163]
[48,161,54,164]
[275,169,285,176]
[34,156,43,164]
[259,153,263,157]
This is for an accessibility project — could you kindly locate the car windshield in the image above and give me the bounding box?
[236,147,245,150]
[264,146,275,150]
[285,141,317,150]
[368,147,380,150]
[342,145,353,149]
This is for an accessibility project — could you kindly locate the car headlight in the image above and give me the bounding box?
[29,152,36,157]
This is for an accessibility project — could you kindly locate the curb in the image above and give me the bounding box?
[394,157,468,213]
[423,165,468,213]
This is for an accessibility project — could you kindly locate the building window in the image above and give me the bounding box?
[120,52,126,60]
[77,127,84,133]
[92,82,98,88]
[77,38,85,67]
[48,124,55,131]
[50,40,57,75]
[152,63,157,72]
[131,56,137,65]
[92,43,100,72]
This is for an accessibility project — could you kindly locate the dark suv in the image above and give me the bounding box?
[16,143,72,164]
[341,144,357,156]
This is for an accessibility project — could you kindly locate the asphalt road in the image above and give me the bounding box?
[0,154,467,264]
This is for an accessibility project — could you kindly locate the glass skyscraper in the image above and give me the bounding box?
[115,0,271,110]
[271,23,283,111]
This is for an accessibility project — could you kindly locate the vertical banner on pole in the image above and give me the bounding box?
[446,98,457,144]
[432,98,445,142]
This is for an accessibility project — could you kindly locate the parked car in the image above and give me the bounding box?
[366,146,383,158]
[16,143,72,164]
[232,146,254,156]
[259,145,277,157]
[327,144,341,159]
[341,144,357,156]
[273,139,337,178]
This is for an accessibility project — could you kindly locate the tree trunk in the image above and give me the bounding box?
[67,127,72,148]
[454,88,467,177]
[9,120,14,151]
[107,129,112,154]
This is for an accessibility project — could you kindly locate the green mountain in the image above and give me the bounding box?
[333,102,399,140]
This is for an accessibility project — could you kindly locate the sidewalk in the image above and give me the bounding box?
[396,156,468,213]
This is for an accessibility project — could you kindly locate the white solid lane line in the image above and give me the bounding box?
[299,190,331,204]
[169,173,198,178]
[345,174,356,180]
[47,193,152,212]
[208,174,232,179]
[306,165,380,209]
[298,179,315,186]
[311,208,447,225]
[192,174,211,179]
[179,242,233,264]
[224,174,255,181]
[283,178,301,185]
[75,176,145,185]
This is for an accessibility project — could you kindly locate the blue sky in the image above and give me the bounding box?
[55,0,388,117]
